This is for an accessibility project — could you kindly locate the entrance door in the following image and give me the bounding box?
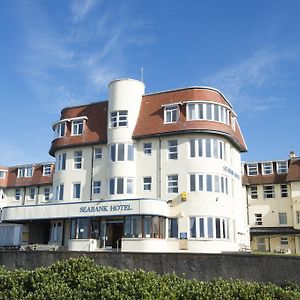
[105,223,124,249]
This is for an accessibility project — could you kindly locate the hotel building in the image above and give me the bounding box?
[243,153,300,254]
[0,78,250,252]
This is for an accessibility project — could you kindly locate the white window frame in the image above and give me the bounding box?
[250,186,258,199]
[56,153,66,171]
[72,120,84,135]
[29,187,36,200]
[262,162,273,175]
[54,122,66,139]
[143,143,152,155]
[44,187,51,201]
[167,175,178,193]
[109,177,134,195]
[110,143,135,162]
[110,110,128,128]
[94,148,102,159]
[255,213,263,225]
[43,164,52,176]
[276,161,288,174]
[143,177,152,191]
[15,188,21,201]
[93,181,101,194]
[281,184,288,197]
[55,184,64,201]
[247,163,258,176]
[17,166,33,178]
[73,183,81,199]
[280,237,288,245]
[168,140,178,160]
[189,173,228,194]
[279,212,287,225]
[263,185,275,199]
[0,170,6,179]
[164,105,179,124]
[74,151,82,169]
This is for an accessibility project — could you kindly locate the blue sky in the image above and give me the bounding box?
[1,0,300,166]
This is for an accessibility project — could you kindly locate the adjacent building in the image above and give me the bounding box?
[0,78,250,252]
[243,152,300,254]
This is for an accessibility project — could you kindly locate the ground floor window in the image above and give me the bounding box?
[50,221,63,242]
[124,216,166,238]
[70,218,90,239]
[256,237,266,251]
[168,218,178,238]
[189,216,230,240]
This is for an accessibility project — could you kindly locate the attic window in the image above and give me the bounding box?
[164,105,179,124]
[18,166,33,178]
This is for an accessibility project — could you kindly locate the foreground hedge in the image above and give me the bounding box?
[0,257,299,299]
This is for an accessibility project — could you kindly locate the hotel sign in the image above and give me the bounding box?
[223,166,240,179]
[80,204,133,213]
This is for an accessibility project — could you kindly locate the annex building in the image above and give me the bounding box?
[0,78,252,252]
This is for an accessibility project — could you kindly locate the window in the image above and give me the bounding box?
[56,153,66,171]
[0,170,6,179]
[94,148,102,159]
[55,185,64,201]
[93,181,101,194]
[72,120,84,135]
[280,237,288,245]
[124,216,166,239]
[143,177,152,191]
[43,164,52,176]
[109,178,134,195]
[255,213,262,225]
[262,162,273,175]
[167,175,178,193]
[164,105,178,123]
[54,122,66,138]
[281,184,288,197]
[257,237,266,251]
[186,103,230,125]
[18,166,33,178]
[189,216,230,239]
[110,110,128,128]
[247,163,258,176]
[297,211,300,224]
[74,151,82,169]
[73,183,81,199]
[189,173,228,194]
[110,144,134,162]
[168,140,178,159]
[250,186,258,199]
[50,222,62,242]
[168,219,178,238]
[15,188,21,200]
[143,143,152,155]
[279,212,287,225]
[44,187,51,201]
[263,185,275,199]
[29,187,35,200]
[277,161,288,174]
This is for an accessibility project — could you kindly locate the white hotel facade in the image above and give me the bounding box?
[0,78,250,252]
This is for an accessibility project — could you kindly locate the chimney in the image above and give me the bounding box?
[289,151,296,158]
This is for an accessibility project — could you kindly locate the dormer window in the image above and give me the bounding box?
[247,163,258,176]
[72,120,84,135]
[18,166,33,178]
[0,170,6,179]
[164,105,179,123]
[110,110,128,128]
[262,162,273,175]
[43,164,52,176]
[54,122,66,138]
[277,161,288,174]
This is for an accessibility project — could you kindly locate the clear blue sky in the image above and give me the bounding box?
[1,0,300,166]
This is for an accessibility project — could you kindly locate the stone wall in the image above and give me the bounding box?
[0,251,299,285]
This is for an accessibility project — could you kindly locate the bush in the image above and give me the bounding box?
[0,257,299,299]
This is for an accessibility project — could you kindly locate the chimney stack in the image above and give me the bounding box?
[289,151,296,158]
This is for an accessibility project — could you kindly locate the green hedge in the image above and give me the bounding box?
[0,257,299,299]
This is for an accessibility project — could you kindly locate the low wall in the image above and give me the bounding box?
[0,251,300,285]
